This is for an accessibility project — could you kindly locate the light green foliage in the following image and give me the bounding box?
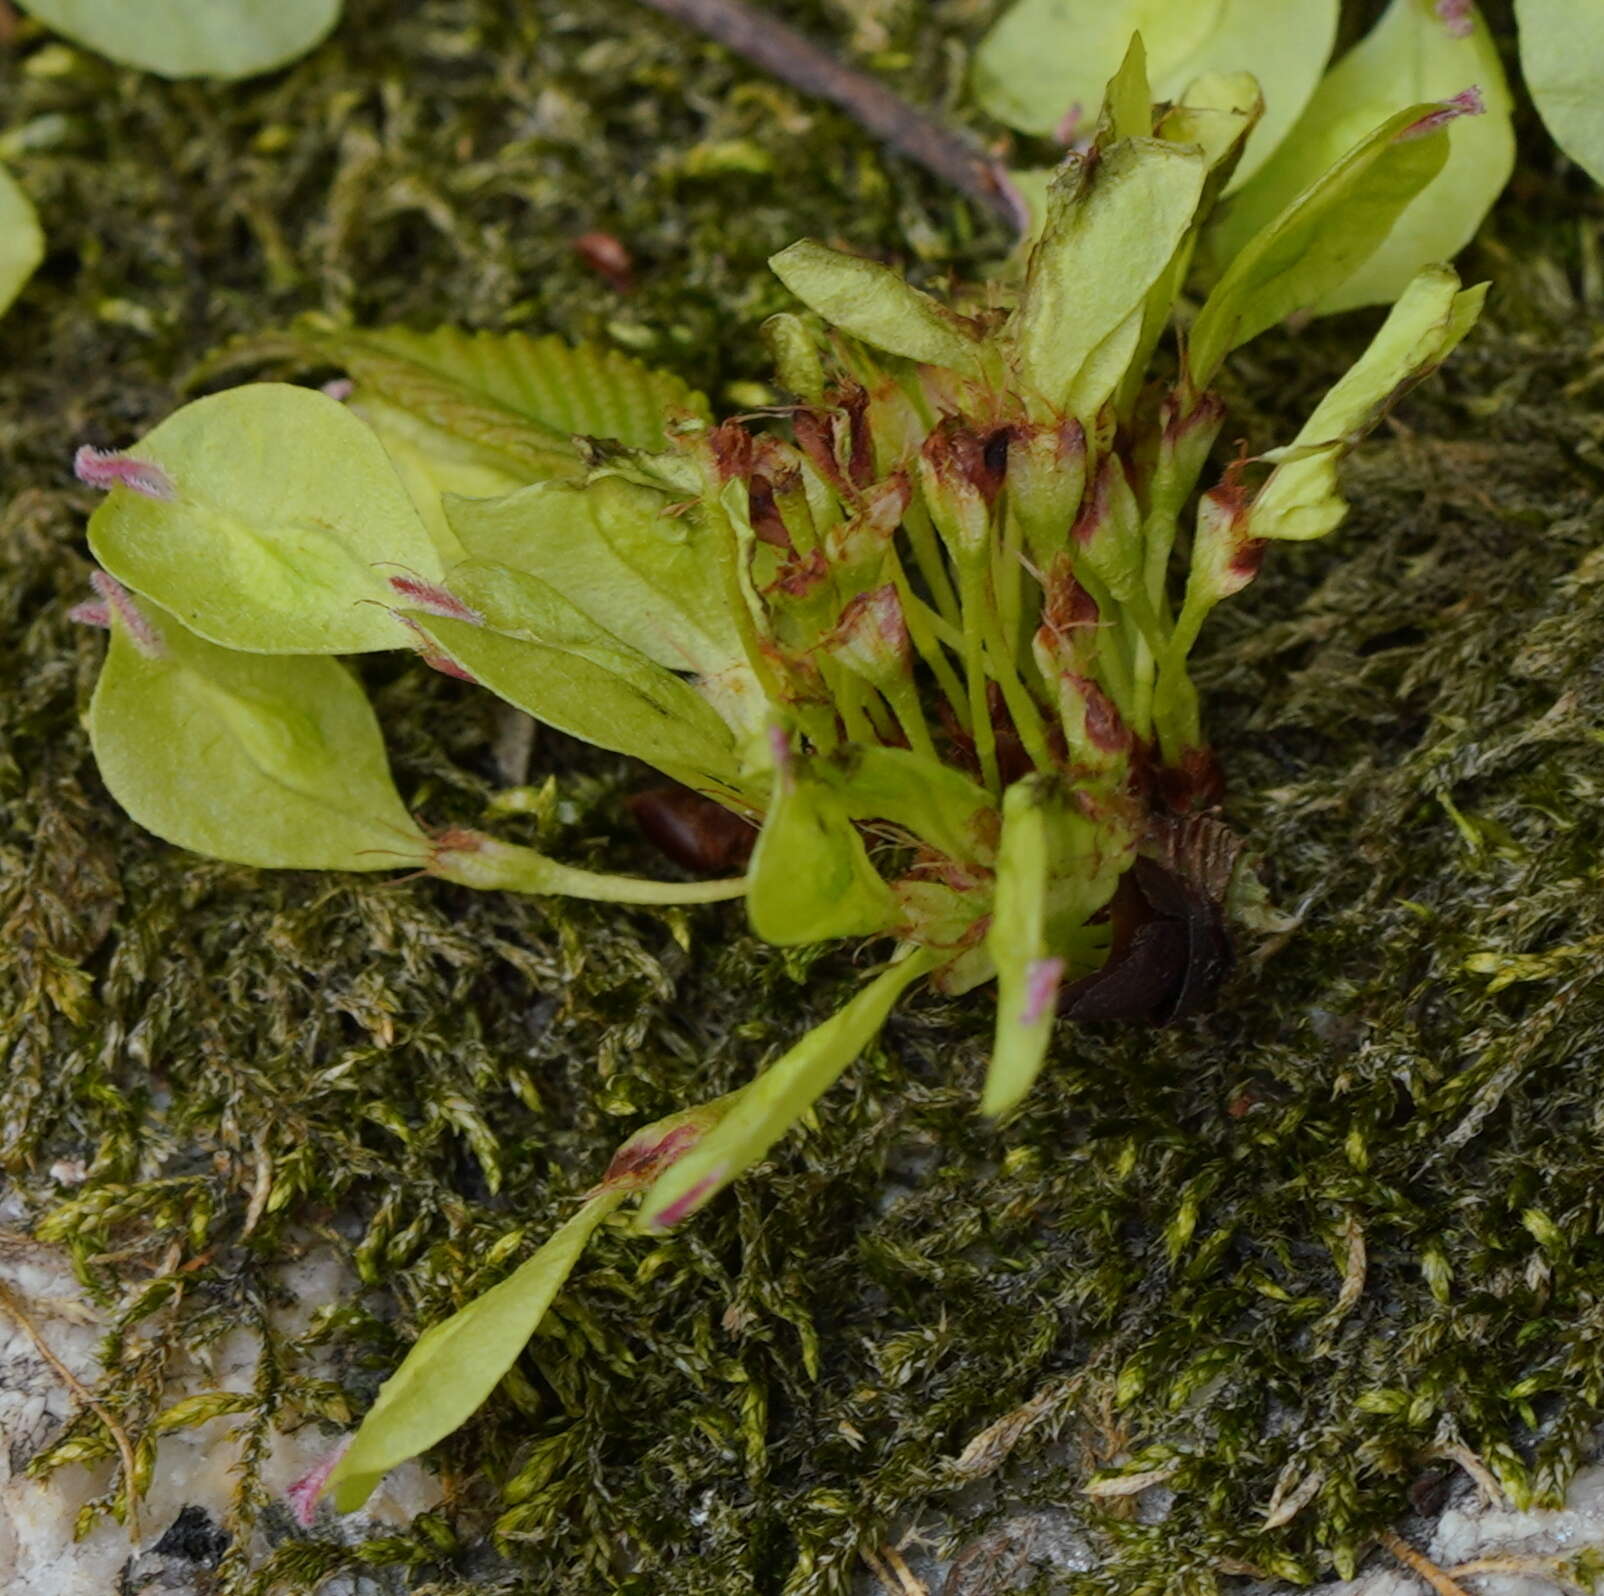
[1212,0,1513,312]
[1188,101,1454,385]
[66,49,1488,1528]
[1246,265,1486,543]
[0,165,43,320]
[1009,138,1206,416]
[87,384,442,654]
[746,762,900,944]
[769,241,988,374]
[16,0,340,79]
[88,601,429,871]
[973,0,1337,187]
[408,561,745,793]
[447,477,743,676]
[638,949,938,1231]
[326,1188,626,1512]
[1517,0,1604,183]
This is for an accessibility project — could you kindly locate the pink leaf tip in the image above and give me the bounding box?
[1397,85,1485,141]
[647,1167,727,1232]
[1435,0,1474,38]
[1020,957,1065,1026]
[320,377,355,402]
[395,613,479,682]
[286,1437,351,1527]
[89,570,164,659]
[67,599,111,629]
[386,574,484,626]
[73,446,176,502]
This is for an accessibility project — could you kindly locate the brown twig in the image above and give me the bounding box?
[0,1278,143,1546]
[1381,1530,1474,1596]
[631,0,1028,231]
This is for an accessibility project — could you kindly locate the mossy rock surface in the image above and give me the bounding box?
[3,2,1604,1592]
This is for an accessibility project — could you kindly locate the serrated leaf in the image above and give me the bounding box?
[87,384,441,655]
[1210,0,1513,313]
[972,0,1337,188]
[88,600,429,871]
[1010,139,1206,417]
[1517,0,1604,184]
[1188,100,1455,386]
[1,163,43,320]
[445,476,742,677]
[637,948,938,1231]
[327,1188,626,1513]
[408,561,744,791]
[344,325,712,452]
[1246,263,1484,542]
[17,0,340,79]
[769,241,988,374]
[745,762,900,945]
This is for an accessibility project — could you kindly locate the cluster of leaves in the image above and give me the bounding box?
[978,0,1604,304]
[62,31,1493,1518]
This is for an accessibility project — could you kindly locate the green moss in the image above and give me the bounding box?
[4,1,1604,1592]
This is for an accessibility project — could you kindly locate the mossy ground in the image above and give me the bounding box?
[3,2,1604,1592]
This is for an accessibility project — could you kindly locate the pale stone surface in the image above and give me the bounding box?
[0,1193,440,1595]
[856,1455,1604,1595]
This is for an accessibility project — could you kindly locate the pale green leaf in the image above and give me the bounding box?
[87,384,441,655]
[406,560,745,791]
[348,399,524,563]
[972,0,1337,187]
[745,762,900,945]
[637,948,938,1231]
[769,240,987,374]
[1010,139,1206,416]
[0,163,43,320]
[1155,71,1265,200]
[980,776,1130,1115]
[17,0,339,79]
[1113,72,1265,414]
[445,476,742,677]
[1517,0,1604,184]
[815,745,996,866]
[982,780,1057,1117]
[327,1188,625,1513]
[1098,33,1154,143]
[88,600,428,871]
[1211,0,1513,313]
[1188,101,1454,386]
[1246,263,1484,542]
